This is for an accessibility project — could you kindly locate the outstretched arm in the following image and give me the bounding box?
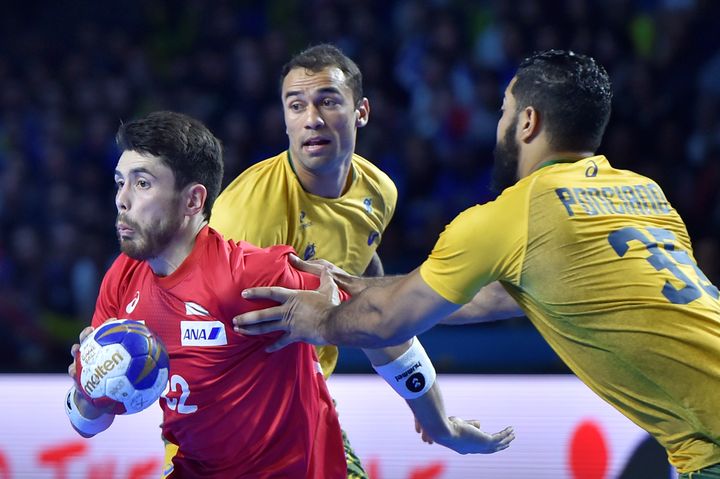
[365,337,514,454]
[234,267,460,350]
[234,260,516,453]
[441,282,524,325]
[359,257,512,453]
[322,268,459,347]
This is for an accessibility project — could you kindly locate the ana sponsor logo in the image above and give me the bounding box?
[180,321,227,347]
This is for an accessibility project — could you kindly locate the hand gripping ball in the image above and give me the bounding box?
[75,319,169,415]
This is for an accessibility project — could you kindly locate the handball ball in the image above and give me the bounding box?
[75,319,169,415]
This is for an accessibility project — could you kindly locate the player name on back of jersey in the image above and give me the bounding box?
[555,182,672,217]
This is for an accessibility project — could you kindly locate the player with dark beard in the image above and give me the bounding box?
[235,50,720,478]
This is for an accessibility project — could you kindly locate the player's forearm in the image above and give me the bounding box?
[406,383,453,441]
[362,339,414,366]
[369,337,450,441]
[65,387,115,438]
[441,281,523,325]
[320,284,416,348]
[334,273,400,296]
[320,271,459,348]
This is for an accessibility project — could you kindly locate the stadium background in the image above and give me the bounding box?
[1,0,717,375]
[0,1,718,477]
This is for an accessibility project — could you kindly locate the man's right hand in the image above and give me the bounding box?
[68,323,116,419]
[287,254,365,295]
[234,267,340,352]
[68,325,95,382]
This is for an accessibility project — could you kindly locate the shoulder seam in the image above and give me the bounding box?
[514,176,537,287]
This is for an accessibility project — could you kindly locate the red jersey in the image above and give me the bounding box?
[92,226,346,478]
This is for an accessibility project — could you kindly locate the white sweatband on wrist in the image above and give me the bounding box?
[372,338,436,399]
[65,386,114,436]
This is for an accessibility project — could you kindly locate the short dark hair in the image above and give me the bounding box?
[280,43,363,107]
[512,50,612,152]
[116,111,223,220]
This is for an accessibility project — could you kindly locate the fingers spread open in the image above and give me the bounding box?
[233,305,288,329]
[318,267,340,306]
[241,286,294,303]
[265,333,296,353]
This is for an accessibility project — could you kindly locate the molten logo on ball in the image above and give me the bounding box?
[84,351,124,394]
[76,319,169,415]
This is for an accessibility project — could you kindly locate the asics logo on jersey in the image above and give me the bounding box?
[181,321,227,346]
[303,243,316,260]
[585,160,598,177]
[125,291,140,314]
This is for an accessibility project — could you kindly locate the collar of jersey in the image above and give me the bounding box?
[286,150,357,200]
[536,158,580,171]
[154,225,210,289]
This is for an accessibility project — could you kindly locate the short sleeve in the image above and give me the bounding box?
[419,187,528,304]
[91,257,124,327]
[241,245,350,302]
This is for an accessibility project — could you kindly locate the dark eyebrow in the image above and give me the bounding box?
[284,86,343,100]
[317,87,344,96]
[114,167,158,178]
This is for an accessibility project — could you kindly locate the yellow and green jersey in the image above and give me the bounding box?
[211,150,397,377]
[420,155,720,473]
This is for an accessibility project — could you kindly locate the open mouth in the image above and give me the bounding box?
[303,137,331,151]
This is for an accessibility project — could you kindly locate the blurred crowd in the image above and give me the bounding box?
[0,0,718,372]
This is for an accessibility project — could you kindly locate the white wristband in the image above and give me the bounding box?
[372,338,436,399]
[65,386,114,436]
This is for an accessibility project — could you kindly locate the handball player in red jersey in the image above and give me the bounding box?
[64,111,347,478]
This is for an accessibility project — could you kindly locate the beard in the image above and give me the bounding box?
[117,210,183,261]
[491,121,520,193]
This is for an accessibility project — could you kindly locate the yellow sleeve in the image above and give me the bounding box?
[381,176,398,231]
[419,186,528,304]
[210,161,288,247]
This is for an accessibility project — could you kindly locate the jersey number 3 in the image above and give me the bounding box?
[608,226,718,305]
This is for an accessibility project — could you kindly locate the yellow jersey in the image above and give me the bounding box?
[211,151,397,377]
[420,155,720,473]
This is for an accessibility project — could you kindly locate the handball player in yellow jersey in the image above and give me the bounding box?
[161,44,514,478]
[235,50,720,478]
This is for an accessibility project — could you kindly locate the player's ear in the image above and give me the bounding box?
[355,97,370,128]
[519,106,540,143]
[184,183,207,216]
